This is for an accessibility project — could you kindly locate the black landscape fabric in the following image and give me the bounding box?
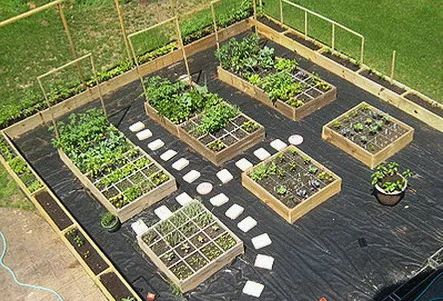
[14,32,443,301]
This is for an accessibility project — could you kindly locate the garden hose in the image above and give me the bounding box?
[413,270,443,301]
[0,231,64,301]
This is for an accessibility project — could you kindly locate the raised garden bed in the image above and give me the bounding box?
[34,190,73,231]
[137,201,243,293]
[216,34,336,120]
[99,272,134,300]
[0,135,43,194]
[144,77,264,166]
[360,69,407,95]
[242,145,341,223]
[53,109,177,222]
[65,227,109,275]
[322,102,414,169]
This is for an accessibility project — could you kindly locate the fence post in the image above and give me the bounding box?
[304,10,308,39]
[331,23,335,50]
[390,50,396,83]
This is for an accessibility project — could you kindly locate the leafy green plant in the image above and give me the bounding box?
[275,57,298,72]
[353,122,364,132]
[195,102,239,135]
[371,161,413,193]
[275,185,288,195]
[260,71,304,103]
[241,121,260,133]
[208,140,226,152]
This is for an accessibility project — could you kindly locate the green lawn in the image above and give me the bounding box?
[263,0,443,101]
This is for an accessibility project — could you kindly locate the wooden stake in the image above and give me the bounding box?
[211,1,220,52]
[37,77,59,139]
[113,0,132,62]
[279,0,283,25]
[331,23,335,50]
[174,18,192,85]
[304,11,308,39]
[390,50,396,83]
[90,55,107,118]
[0,0,63,28]
[360,36,365,64]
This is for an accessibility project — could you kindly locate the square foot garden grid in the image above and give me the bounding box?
[322,101,414,169]
[144,80,265,166]
[137,201,243,293]
[56,110,177,222]
[242,145,342,223]
[216,35,336,121]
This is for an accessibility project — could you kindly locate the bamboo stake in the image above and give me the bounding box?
[0,0,63,28]
[210,1,220,52]
[390,50,396,83]
[360,36,365,64]
[113,0,132,62]
[90,55,107,118]
[279,0,283,25]
[304,11,308,39]
[127,37,147,97]
[37,77,59,139]
[174,17,192,85]
[331,23,335,50]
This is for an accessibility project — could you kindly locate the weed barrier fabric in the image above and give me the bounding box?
[14,33,443,300]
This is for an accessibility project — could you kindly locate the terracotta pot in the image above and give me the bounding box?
[374,174,407,206]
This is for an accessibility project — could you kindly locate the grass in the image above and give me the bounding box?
[263,0,443,101]
[0,168,33,211]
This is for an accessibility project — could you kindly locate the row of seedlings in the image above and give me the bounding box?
[242,145,342,223]
[52,109,177,222]
[137,201,243,292]
[322,102,414,168]
[144,77,265,166]
[216,34,336,120]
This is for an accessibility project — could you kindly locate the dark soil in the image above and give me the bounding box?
[285,32,321,51]
[322,51,360,71]
[65,228,108,275]
[100,272,133,300]
[258,16,286,32]
[404,93,443,118]
[34,190,73,231]
[360,70,407,94]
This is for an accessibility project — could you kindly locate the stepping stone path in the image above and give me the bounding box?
[254,254,274,270]
[148,139,164,151]
[196,182,213,195]
[237,216,257,233]
[154,205,172,220]
[183,170,201,183]
[160,149,177,161]
[136,129,153,140]
[270,138,288,151]
[254,148,271,161]
[216,169,233,184]
[242,281,265,298]
[251,233,272,250]
[288,134,304,145]
[225,204,244,220]
[175,192,193,206]
[235,158,253,171]
[209,193,229,207]
[172,158,189,171]
[131,219,149,236]
[129,121,145,132]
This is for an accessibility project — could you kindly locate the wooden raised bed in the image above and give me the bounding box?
[144,87,265,166]
[59,137,177,223]
[242,145,342,223]
[137,201,243,293]
[322,102,414,169]
[217,65,336,120]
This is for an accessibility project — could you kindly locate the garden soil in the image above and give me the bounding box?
[14,34,443,300]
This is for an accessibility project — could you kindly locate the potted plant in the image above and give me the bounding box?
[100,212,121,232]
[371,161,413,206]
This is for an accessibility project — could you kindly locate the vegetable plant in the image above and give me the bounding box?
[371,161,413,193]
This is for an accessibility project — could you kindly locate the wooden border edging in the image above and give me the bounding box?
[253,18,443,132]
[3,18,254,139]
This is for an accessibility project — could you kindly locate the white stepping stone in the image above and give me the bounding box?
[216,169,233,184]
[242,281,264,298]
[254,148,271,161]
[160,149,177,161]
[175,192,193,206]
[288,134,304,145]
[129,121,145,132]
[148,139,164,151]
[183,170,200,183]
[154,205,172,221]
[251,233,272,250]
[225,204,244,220]
[270,138,288,151]
[131,219,149,236]
[196,182,213,195]
[254,254,274,270]
[237,216,257,233]
[136,129,152,140]
[210,193,229,207]
[235,158,253,171]
[172,158,189,171]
